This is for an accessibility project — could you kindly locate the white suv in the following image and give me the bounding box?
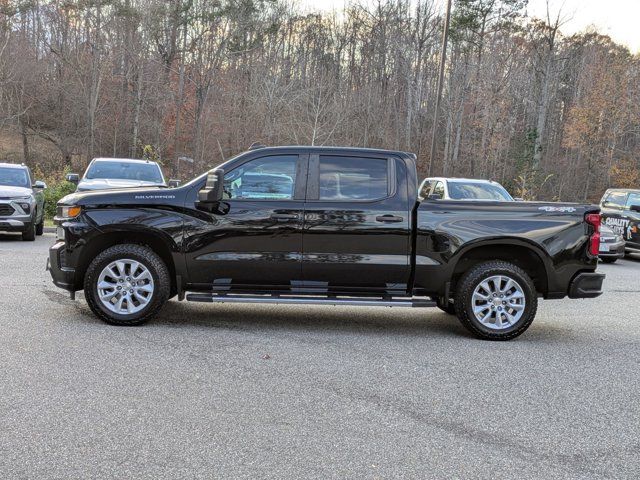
[418,177,515,201]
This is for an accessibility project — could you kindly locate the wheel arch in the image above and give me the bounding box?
[75,229,179,296]
[449,239,551,296]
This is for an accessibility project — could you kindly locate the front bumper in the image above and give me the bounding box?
[48,241,76,291]
[568,272,605,299]
[0,215,31,232]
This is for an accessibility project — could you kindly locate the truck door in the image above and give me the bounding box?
[623,192,640,249]
[183,154,306,289]
[601,191,629,239]
[301,153,412,293]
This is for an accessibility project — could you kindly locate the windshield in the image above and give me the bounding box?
[0,167,30,188]
[85,161,164,183]
[447,181,513,201]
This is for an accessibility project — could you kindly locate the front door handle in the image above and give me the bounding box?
[376,215,404,223]
[271,213,299,220]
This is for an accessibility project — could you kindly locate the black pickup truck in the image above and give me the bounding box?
[48,146,605,340]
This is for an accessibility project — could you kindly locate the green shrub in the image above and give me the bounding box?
[43,180,76,220]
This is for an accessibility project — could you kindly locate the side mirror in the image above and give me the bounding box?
[33,180,47,189]
[168,179,181,188]
[514,197,524,202]
[196,169,224,210]
[66,173,79,184]
[630,205,640,213]
[428,193,442,201]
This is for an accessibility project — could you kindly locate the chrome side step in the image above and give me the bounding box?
[185,292,436,308]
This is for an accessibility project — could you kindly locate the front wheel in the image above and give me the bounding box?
[454,261,538,341]
[84,244,170,326]
[22,221,36,241]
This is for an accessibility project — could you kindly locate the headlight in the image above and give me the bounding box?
[58,205,82,218]
[18,202,31,213]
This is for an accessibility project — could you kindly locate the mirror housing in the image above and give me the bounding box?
[630,204,640,213]
[168,179,181,188]
[196,169,224,210]
[513,197,524,202]
[33,180,47,189]
[66,173,79,184]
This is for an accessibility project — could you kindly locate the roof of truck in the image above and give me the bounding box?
[0,162,27,169]
[243,145,416,159]
[91,157,159,164]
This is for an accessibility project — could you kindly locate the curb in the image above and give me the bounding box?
[44,226,57,233]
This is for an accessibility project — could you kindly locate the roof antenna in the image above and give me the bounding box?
[248,142,266,150]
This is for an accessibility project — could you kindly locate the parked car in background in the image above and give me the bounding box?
[599,188,640,255]
[0,163,46,241]
[66,158,175,192]
[599,224,625,263]
[418,177,516,201]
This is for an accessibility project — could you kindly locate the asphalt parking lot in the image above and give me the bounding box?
[1,233,639,479]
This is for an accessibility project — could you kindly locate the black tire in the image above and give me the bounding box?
[436,297,456,315]
[454,261,538,341]
[600,257,617,264]
[84,244,170,326]
[22,221,36,241]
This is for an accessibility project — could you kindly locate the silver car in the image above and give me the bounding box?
[0,163,46,241]
[418,177,515,201]
[67,158,168,192]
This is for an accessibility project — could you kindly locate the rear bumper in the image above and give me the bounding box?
[48,241,76,291]
[568,272,605,299]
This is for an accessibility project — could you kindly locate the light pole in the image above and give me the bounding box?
[428,0,453,176]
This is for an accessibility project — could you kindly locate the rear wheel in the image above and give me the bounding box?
[84,244,170,326]
[454,261,537,341]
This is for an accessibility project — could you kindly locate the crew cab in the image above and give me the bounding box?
[48,146,605,340]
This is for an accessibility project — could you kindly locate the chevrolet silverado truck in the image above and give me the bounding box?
[48,146,605,340]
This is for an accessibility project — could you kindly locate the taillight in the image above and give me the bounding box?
[585,213,601,256]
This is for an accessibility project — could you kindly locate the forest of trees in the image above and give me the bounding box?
[0,0,638,201]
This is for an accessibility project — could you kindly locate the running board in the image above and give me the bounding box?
[185,292,436,308]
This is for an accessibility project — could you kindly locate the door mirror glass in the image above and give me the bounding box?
[33,180,47,189]
[168,179,181,188]
[66,173,79,184]
[197,169,224,210]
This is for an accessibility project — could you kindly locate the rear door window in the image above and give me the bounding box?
[318,156,388,201]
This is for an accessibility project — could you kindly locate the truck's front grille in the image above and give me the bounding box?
[0,204,15,216]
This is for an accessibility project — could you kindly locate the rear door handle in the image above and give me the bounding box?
[376,215,404,223]
[271,213,299,220]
